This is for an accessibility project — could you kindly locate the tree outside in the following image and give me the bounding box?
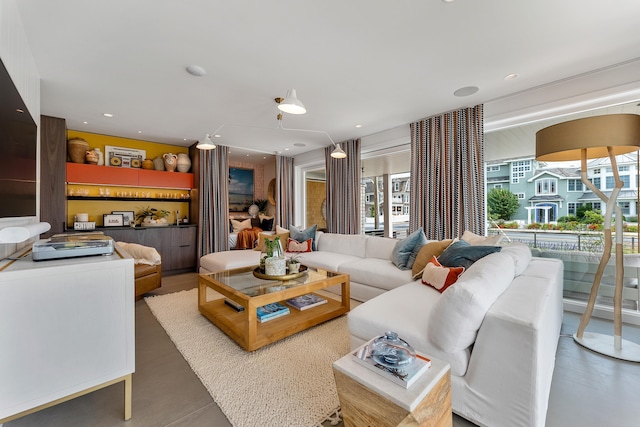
[487,188,519,221]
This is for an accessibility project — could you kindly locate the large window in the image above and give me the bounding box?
[567,179,583,192]
[605,175,630,189]
[535,178,557,195]
[589,177,601,189]
[568,202,578,216]
[511,160,532,183]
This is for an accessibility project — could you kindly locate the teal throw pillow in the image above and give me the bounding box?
[290,224,318,251]
[391,228,427,270]
[437,240,501,269]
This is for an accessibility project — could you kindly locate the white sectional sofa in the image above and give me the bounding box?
[199,232,564,427]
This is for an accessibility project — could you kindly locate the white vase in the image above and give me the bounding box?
[176,153,191,172]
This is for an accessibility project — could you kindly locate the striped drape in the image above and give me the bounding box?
[409,105,485,240]
[325,139,361,234]
[198,145,230,258]
[276,155,294,228]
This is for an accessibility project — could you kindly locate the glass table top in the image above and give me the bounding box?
[202,265,342,297]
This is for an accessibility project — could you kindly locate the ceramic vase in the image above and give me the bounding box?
[176,153,191,172]
[153,156,165,171]
[95,148,104,165]
[142,159,154,170]
[68,138,89,163]
[85,149,99,164]
[163,153,177,172]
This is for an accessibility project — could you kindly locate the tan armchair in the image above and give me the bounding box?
[117,242,162,299]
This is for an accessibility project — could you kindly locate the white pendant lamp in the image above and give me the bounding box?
[331,143,347,159]
[196,134,216,150]
[277,89,306,115]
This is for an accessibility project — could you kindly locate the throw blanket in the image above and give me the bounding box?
[235,227,262,249]
[117,241,162,265]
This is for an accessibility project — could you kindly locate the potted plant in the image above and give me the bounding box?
[287,253,302,273]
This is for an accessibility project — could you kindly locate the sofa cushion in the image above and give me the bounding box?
[412,239,454,279]
[231,218,252,233]
[200,250,261,273]
[461,230,502,246]
[438,240,501,269]
[254,232,288,252]
[428,252,516,363]
[500,242,532,276]
[421,256,465,293]
[339,258,413,291]
[296,251,362,272]
[348,281,471,376]
[287,237,312,252]
[391,228,427,270]
[316,233,367,258]
[365,235,398,260]
[118,242,161,265]
[290,224,318,250]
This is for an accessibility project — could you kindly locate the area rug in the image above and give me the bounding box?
[145,289,348,427]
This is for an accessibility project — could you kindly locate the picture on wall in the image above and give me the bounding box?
[229,167,254,212]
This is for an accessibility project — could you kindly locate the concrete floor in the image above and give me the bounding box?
[5,273,640,427]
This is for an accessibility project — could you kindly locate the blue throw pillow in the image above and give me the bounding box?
[391,228,427,270]
[290,224,318,251]
[437,240,501,269]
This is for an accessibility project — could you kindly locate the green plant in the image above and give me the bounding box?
[581,210,604,225]
[487,188,519,220]
[287,253,302,265]
[253,199,269,214]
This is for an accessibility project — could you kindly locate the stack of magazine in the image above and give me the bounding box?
[256,302,290,323]
[352,340,431,388]
[286,293,328,311]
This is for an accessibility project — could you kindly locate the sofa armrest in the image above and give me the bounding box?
[458,270,562,427]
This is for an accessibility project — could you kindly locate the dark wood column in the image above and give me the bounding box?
[40,115,67,237]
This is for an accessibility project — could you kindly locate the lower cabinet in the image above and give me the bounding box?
[102,225,197,275]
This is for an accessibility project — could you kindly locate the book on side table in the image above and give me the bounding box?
[256,302,290,323]
[286,293,328,311]
[352,340,431,388]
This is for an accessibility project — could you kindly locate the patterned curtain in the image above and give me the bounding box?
[198,145,230,258]
[409,105,485,240]
[325,139,361,234]
[276,155,294,228]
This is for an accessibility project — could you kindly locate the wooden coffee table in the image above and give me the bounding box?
[198,265,350,351]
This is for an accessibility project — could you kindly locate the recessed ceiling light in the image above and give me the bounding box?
[504,73,519,80]
[183,138,188,141]
[285,148,290,151]
[186,65,206,77]
[246,154,250,157]
[213,134,221,138]
[442,0,455,3]
[83,121,88,124]
[103,113,114,118]
[453,86,479,97]
[137,130,142,134]
[293,143,306,147]
[355,124,362,128]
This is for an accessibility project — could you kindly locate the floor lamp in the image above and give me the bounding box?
[536,114,640,362]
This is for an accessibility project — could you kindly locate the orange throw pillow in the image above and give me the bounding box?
[421,256,464,293]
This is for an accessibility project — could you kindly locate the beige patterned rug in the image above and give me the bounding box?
[145,289,348,427]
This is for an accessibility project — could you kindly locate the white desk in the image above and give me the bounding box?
[0,247,135,423]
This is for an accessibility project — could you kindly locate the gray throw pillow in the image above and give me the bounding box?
[290,224,318,251]
[391,228,427,270]
[438,239,501,269]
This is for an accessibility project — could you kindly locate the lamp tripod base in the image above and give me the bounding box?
[573,332,640,362]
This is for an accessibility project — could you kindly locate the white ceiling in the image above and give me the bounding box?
[14,0,640,164]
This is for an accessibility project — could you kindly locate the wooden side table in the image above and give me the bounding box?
[333,344,451,427]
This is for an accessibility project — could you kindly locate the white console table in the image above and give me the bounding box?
[0,247,135,423]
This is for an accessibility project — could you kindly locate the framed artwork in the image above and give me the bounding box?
[103,213,124,227]
[112,210,134,225]
[105,145,146,168]
[229,167,254,212]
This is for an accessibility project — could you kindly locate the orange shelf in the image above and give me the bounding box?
[66,163,193,189]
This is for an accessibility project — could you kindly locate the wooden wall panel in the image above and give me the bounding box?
[40,115,67,237]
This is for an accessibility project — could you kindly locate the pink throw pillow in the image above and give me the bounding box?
[421,256,465,293]
[287,237,312,253]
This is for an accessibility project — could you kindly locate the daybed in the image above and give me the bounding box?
[199,231,564,427]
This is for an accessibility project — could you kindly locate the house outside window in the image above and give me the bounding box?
[393,182,399,191]
[494,184,502,189]
[567,179,583,192]
[535,178,557,195]
[619,201,631,216]
[511,160,532,184]
[605,175,630,189]
[487,165,500,172]
[517,193,526,199]
[589,177,601,189]
[593,168,601,174]
[568,202,578,216]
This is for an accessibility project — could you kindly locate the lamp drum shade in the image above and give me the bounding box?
[536,114,640,161]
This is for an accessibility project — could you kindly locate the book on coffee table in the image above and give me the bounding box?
[256,302,290,323]
[352,341,431,389]
[286,293,328,311]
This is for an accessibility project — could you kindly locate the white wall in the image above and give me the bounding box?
[0,0,41,258]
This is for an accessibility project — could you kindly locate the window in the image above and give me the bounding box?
[366,194,374,203]
[592,168,601,174]
[606,175,630,189]
[568,202,577,216]
[567,179,583,192]
[620,165,630,172]
[589,177,601,189]
[403,194,410,203]
[512,177,519,184]
[393,181,400,192]
[517,193,526,199]
[511,160,532,181]
[535,178,557,195]
[619,201,631,215]
[487,165,500,172]
[494,184,502,189]
[403,205,410,215]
